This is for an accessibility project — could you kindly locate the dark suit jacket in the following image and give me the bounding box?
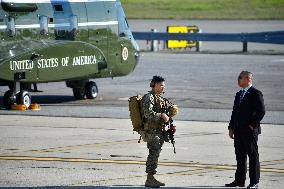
[229,86,265,134]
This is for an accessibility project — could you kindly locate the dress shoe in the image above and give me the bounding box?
[247,183,258,189]
[225,180,245,187]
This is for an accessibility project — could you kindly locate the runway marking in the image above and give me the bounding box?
[260,159,284,166]
[159,168,210,176]
[0,156,283,173]
[32,139,137,153]
[75,168,210,186]
[0,139,137,156]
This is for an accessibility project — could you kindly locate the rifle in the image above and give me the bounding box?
[161,96,177,154]
[166,117,176,154]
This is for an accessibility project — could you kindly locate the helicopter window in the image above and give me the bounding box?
[69,15,78,35]
[117,4,129,36]
[85,2,107,21]
[49,18,54,23]
[53,4,63,12]
[6,16,15,37]
[39,16,48,35]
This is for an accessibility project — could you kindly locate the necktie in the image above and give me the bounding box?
[239,90,245,104]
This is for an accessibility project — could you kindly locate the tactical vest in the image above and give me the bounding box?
[142,92,166,130]
[129,93,178,132]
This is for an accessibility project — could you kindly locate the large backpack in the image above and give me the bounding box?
[128,95,145,132]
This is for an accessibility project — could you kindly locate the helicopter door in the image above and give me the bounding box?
[52,3,78,40]
[85,2,108,57]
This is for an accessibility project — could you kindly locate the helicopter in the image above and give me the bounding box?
[0,0,140,109]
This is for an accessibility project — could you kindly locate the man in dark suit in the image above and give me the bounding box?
[226,71,265,189]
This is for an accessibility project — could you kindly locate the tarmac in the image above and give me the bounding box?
[0,115,283,188]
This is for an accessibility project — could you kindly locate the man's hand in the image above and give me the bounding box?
[229,129,234,139]
[161,113,170,123]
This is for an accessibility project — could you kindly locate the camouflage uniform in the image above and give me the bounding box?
[141,91,167,175]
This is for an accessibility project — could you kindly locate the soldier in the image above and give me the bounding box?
[141,75,174,188]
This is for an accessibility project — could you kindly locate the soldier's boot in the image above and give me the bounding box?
[145,174,165,188]
[145,174,160,188]
[153,176,165,187]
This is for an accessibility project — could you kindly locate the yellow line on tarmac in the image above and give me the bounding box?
[31,139,138,153]
[76,169,209,186]
[0,155,283,173]
[261,159,284,166]
[0,139,138,156]
[158,162,284,173]
[159,168,209,176]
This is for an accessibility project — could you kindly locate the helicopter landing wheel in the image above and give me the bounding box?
[85,81,98,99]
[16,91,31,109]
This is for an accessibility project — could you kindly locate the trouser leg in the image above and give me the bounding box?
[248,133,260,184]
[146,134,164,174]
[234,135,247,183]
[146,148,161,174]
